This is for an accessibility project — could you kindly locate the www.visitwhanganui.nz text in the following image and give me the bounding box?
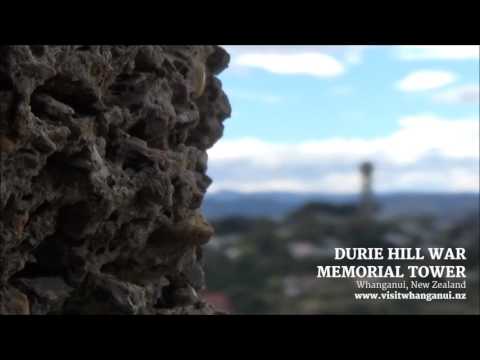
[353,291,467,301]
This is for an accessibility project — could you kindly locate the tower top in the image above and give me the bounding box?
[358,161,376,218]
[360,161,373,176]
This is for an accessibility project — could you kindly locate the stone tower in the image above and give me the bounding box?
[359,161,375,217]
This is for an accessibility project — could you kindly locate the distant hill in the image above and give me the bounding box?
[202,191,479,221]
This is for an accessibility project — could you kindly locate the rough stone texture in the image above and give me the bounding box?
[0,45,231,314]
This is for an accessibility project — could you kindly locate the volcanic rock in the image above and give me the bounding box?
[0,45,231,314]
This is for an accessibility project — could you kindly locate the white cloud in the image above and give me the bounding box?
[208,174,360,194]
[392,169,478,193]
[224,45,366,60]
[449,168,480,192]
[396,46,479,61]
[387,115,477,162]
[207,115,479,194]
[396,70,456,92]
[433,85,479,104]
[222,46,368,78]
[234,52,344,78]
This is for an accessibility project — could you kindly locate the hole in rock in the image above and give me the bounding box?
[12,262,59,279]
[95,246,107,255]
[57,202,93,238]
[44,152,84,186]
[108,210,119,222]
[146,225,180,251]
[127,120,147,140]
[163,209,172,219]
[109,82,127,95]
[171,84,187,106]
[106,176,115,187]
[128,103,142,113]
[35,75,98,116]
[30,201,51,219]
[29,46,45,57]
[12,234,67,280]
[0,72,14,91]
[173,60,189,78]
[122,152,154,172]
[21,194,33,202]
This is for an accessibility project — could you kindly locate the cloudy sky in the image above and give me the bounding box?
[206,46,479,194]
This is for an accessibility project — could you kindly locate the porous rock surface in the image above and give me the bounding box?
[0,45,231,314]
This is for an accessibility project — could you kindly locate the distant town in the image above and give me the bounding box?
[201,162,479,314]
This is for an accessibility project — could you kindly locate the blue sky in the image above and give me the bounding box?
[206,46,479,194]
